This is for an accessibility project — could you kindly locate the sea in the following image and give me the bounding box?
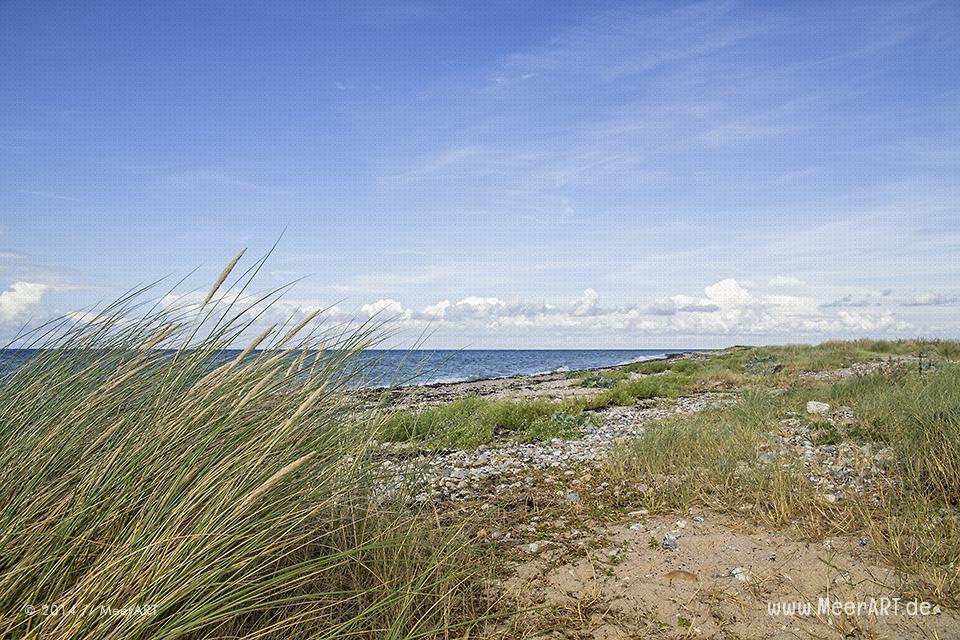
[0,349,686,388]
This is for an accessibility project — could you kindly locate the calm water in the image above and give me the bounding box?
[348,349,682,386]
[0,349,688,388]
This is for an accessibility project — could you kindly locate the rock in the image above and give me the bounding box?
[564,491,581,503]
[664,569,699,583]
[806,401,831,415]
[662,533,679,550]
[526,542,540,554]
[822,493,838,504]
[858,536,870,547]
[731,566,750,582]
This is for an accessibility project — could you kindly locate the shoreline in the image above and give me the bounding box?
[382,349,717,405]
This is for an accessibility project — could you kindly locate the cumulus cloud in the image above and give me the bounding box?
[123,277,917,347]
[704,278,754,309]
[0,281,48,324]
[903,293,957,307]
[573,288,599,316]
[645,295,720,316]
[361,299,408,318]
[352,278,910,339]
[422,299,451,317]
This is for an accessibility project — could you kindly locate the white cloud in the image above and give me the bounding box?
[113,276,925,349]
[767,275,806,287]
[353,278,913,341]
[704,278,754,309]
[573,288,599,316]
[820,293,882,308]
[903,293,957,307]
[361,299,407,317]
[422,299,451,317]
[0,282,47,324]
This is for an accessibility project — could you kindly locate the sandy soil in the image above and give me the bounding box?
[489,513,958,639]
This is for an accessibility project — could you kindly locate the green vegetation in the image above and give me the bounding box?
[379,396,597,448]
[383,339,960,449]
[382,371,697,448]
[572,339,960,393]
[0,255,484,640]
[605,360,960,605]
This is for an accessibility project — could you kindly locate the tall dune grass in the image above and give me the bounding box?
[0,255,482,639]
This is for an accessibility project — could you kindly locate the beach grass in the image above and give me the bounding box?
[0,257,486,640]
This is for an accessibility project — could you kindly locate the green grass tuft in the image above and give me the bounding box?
[0,259,485,640]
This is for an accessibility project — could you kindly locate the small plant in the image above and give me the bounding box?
[579,372,617,388]
[743,354,784,376]
[516,411,595,443]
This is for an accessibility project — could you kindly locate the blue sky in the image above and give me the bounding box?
[1,0,958,348]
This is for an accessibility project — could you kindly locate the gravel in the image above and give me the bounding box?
[377,393,736,503]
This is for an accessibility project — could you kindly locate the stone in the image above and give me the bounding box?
[806,401,831,415]
[564,491,581,503]
[526,542,540,554]
[731,566,750,582]
[662,533,679,550]
[664,569,699,583]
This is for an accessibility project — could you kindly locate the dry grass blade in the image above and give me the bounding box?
[202,248,246,308]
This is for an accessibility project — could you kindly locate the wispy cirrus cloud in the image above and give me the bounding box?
[157,170,297,197]
[23,190,84,203]
[495,0,773,85]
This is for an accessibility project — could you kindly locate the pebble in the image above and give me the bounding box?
[375,393,735,503]
[662,533,680,550]
[756,410,896,503]
[806,401,832,415]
